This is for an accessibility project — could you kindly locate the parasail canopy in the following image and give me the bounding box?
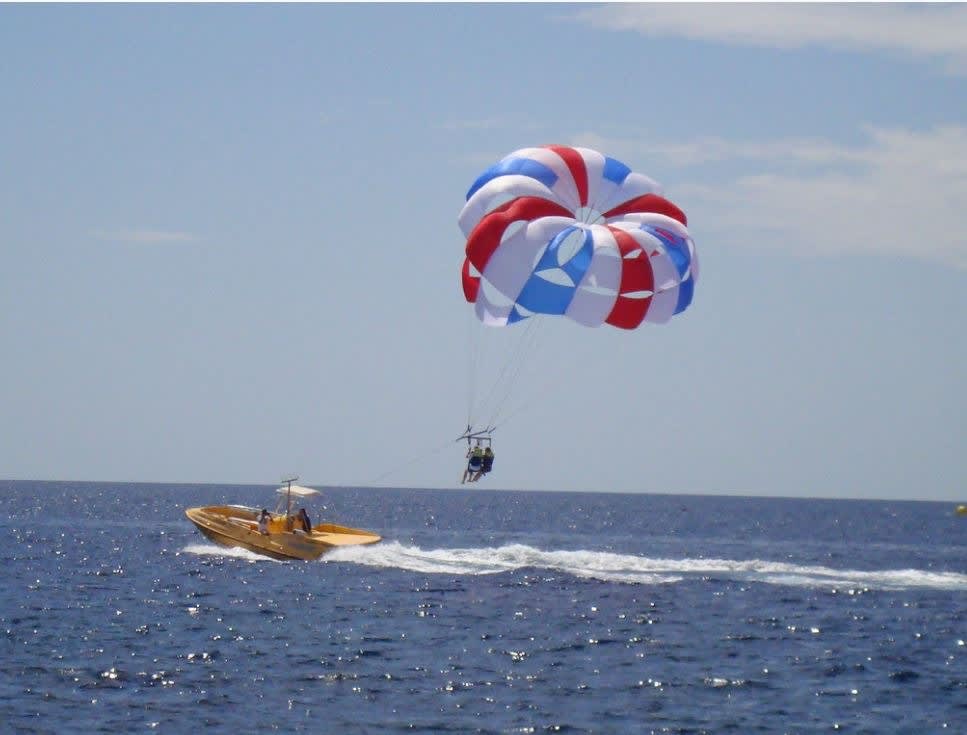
[458,145,698,329]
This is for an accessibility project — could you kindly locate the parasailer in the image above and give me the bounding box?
[480,446,495,477]
[462,442,485,484]
[457,144,699,480]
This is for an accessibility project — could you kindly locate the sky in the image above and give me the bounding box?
[1,3,965,501]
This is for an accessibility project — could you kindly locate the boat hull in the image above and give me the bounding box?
[185,505,381,561]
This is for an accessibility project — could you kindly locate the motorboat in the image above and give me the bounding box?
[185,477,381,560]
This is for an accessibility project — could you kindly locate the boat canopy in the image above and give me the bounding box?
[276,484,319,497]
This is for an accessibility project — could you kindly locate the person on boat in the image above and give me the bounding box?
[258,509,270,535]
[297,507,312,533]
[462,444,485,484]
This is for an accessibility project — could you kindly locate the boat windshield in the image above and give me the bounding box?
[273,482,320,517]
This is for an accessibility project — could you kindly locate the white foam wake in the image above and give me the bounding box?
[324,542,967,590]
[181,543,283,562]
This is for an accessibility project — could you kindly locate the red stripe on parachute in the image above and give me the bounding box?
[603,193,687,226]
[546,145,589,207]
[605,227,654,329]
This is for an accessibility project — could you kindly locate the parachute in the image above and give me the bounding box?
[459,145,698,329]
[456,145,699,466]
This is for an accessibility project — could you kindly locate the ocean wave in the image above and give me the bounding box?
[324,542,967,590]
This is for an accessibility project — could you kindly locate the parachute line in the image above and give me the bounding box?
[367,438,457,486]
[479,317,546,431]
[467,315,544,434]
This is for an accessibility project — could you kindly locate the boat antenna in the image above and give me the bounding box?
[281,475,298,517]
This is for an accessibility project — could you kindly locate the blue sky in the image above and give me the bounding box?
[1,3,964,501]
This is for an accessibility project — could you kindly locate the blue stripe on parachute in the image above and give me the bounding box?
[514,276,574,316]
[641,224,694,315]
[602,156,631,185]
[674,276,694,315]
[515,228,593,316]
[642,225,691,278]
[559,228,594,285]
[466,157,559,201]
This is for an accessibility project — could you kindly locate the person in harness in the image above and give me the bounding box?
[462,443,485,484]
[480,446,495,477]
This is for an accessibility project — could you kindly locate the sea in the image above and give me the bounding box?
[2,481,964,734]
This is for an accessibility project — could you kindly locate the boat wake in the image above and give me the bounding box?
[181,543,283,562]
[325,542,967,591]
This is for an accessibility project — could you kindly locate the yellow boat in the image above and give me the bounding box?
[185,477,381,561]
[956,505,967,516]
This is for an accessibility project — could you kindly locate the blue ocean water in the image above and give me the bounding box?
[2,481,964,734]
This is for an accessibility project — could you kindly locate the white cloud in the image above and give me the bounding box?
[95,228,198,244]
[573,3,967,73]
[572,126,967,268]
[572,131,873,168]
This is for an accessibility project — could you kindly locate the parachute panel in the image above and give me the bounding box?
[566,229,622,327]
[473,216,575,308]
